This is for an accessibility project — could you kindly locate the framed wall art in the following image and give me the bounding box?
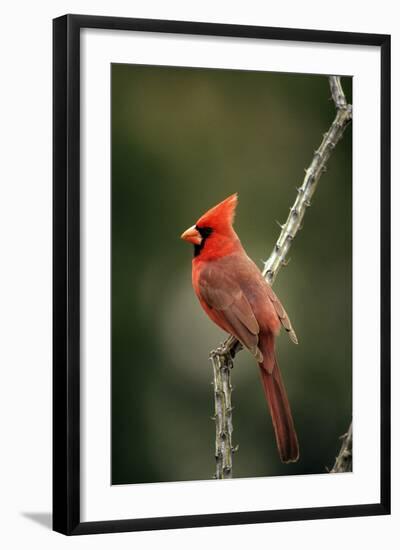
[53,14,390,535]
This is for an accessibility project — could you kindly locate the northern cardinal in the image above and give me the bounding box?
[181,193,299,463]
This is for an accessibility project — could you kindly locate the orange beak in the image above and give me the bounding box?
[180,225,202,245]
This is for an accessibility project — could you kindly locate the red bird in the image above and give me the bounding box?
[181,193,299,463]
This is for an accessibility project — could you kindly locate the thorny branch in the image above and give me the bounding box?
[329,75,349,111]
[210,76,353,479]
[331,422,353,473]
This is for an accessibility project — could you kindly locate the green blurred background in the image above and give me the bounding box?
[111,64,352,485]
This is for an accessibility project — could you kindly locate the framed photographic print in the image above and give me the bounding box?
[53,14,390,535]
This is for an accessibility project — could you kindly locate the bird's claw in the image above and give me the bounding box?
[212,343,231,358]
[217,345,230,357]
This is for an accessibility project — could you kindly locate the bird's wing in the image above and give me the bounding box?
[198,265,262,361]
[266,284,298,344]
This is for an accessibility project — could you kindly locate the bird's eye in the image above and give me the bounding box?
[196,226,213,238]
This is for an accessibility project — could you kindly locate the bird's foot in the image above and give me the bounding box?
[213,341,232,358]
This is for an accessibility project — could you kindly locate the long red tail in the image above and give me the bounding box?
[259,337,299,463]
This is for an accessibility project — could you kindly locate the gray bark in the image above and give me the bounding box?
[331,422,353,473]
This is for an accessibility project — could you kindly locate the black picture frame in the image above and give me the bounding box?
[53,14,391,535]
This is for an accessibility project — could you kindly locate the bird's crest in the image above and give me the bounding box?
[196,193,238,230]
